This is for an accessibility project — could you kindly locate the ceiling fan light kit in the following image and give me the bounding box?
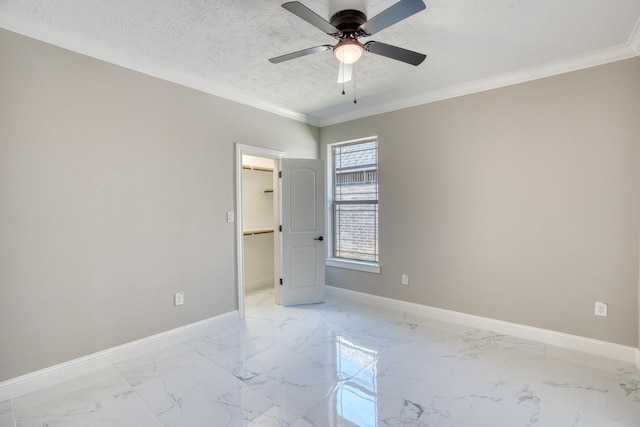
[269,0,427,97]
[334,38,364,64]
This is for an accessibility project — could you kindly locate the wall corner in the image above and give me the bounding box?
[629,15,640,55]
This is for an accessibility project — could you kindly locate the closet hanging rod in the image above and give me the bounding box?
[242,165,273,172]
[243,229,274,236]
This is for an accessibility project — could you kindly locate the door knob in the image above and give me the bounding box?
[314,236,324,241]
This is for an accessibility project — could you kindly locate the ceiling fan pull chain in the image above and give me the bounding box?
[353,64,357,104]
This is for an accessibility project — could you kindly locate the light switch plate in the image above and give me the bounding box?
[175,292,184,306]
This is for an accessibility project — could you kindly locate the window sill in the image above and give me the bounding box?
[326,258,380,274]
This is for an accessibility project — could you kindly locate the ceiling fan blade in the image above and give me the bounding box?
[364,41,426,66]
[337,62,353,84]
[359,0,426,36]
[269,45,333,63]
[282,2,338,35]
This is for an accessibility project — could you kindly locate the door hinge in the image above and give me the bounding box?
[278,171,282,178]
[279,225,282,232]
[279,278,283,286]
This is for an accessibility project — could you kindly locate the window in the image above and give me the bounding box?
[328,139,379,272]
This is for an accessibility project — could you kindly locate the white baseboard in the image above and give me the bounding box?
[326,286,638,365]
[245,277,275,294]
[0,310,239,402]
[2,293,637,402]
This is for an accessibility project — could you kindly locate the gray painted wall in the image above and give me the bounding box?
[321,57,640,348]
[0,29,318,381]
[1,27,639,383]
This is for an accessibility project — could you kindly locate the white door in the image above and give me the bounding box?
[279,158,325,305]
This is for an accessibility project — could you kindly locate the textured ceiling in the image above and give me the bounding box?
[1,0,639,126]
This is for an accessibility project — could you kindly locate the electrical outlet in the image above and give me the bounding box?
[401,274,409,285]
[594,301,607,317]
[175,292,184,306]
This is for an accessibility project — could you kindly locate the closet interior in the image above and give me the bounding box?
[242,155,276,298]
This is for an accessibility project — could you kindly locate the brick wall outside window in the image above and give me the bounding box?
[333,140,378,262]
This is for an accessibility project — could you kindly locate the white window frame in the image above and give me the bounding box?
[326,137,380,274]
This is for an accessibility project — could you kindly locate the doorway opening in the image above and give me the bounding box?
[242,155,276,311]
[235,144,285,318]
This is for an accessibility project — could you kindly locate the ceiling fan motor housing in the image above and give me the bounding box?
[330,9,367,36]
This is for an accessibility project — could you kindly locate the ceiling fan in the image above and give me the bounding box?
[269,0,427,84]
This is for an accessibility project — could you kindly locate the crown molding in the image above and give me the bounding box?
[2,11,639,129]
[0,13,309,124]
[317,43,640,127]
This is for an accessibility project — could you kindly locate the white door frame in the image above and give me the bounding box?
[235,143,285,319]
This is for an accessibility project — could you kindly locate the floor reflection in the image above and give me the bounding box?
[334,335,379,427]
[8,291,640,426]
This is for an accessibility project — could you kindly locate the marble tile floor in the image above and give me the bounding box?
[2,288,639,426]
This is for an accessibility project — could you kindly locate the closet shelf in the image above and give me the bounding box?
[243,228,274,236]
